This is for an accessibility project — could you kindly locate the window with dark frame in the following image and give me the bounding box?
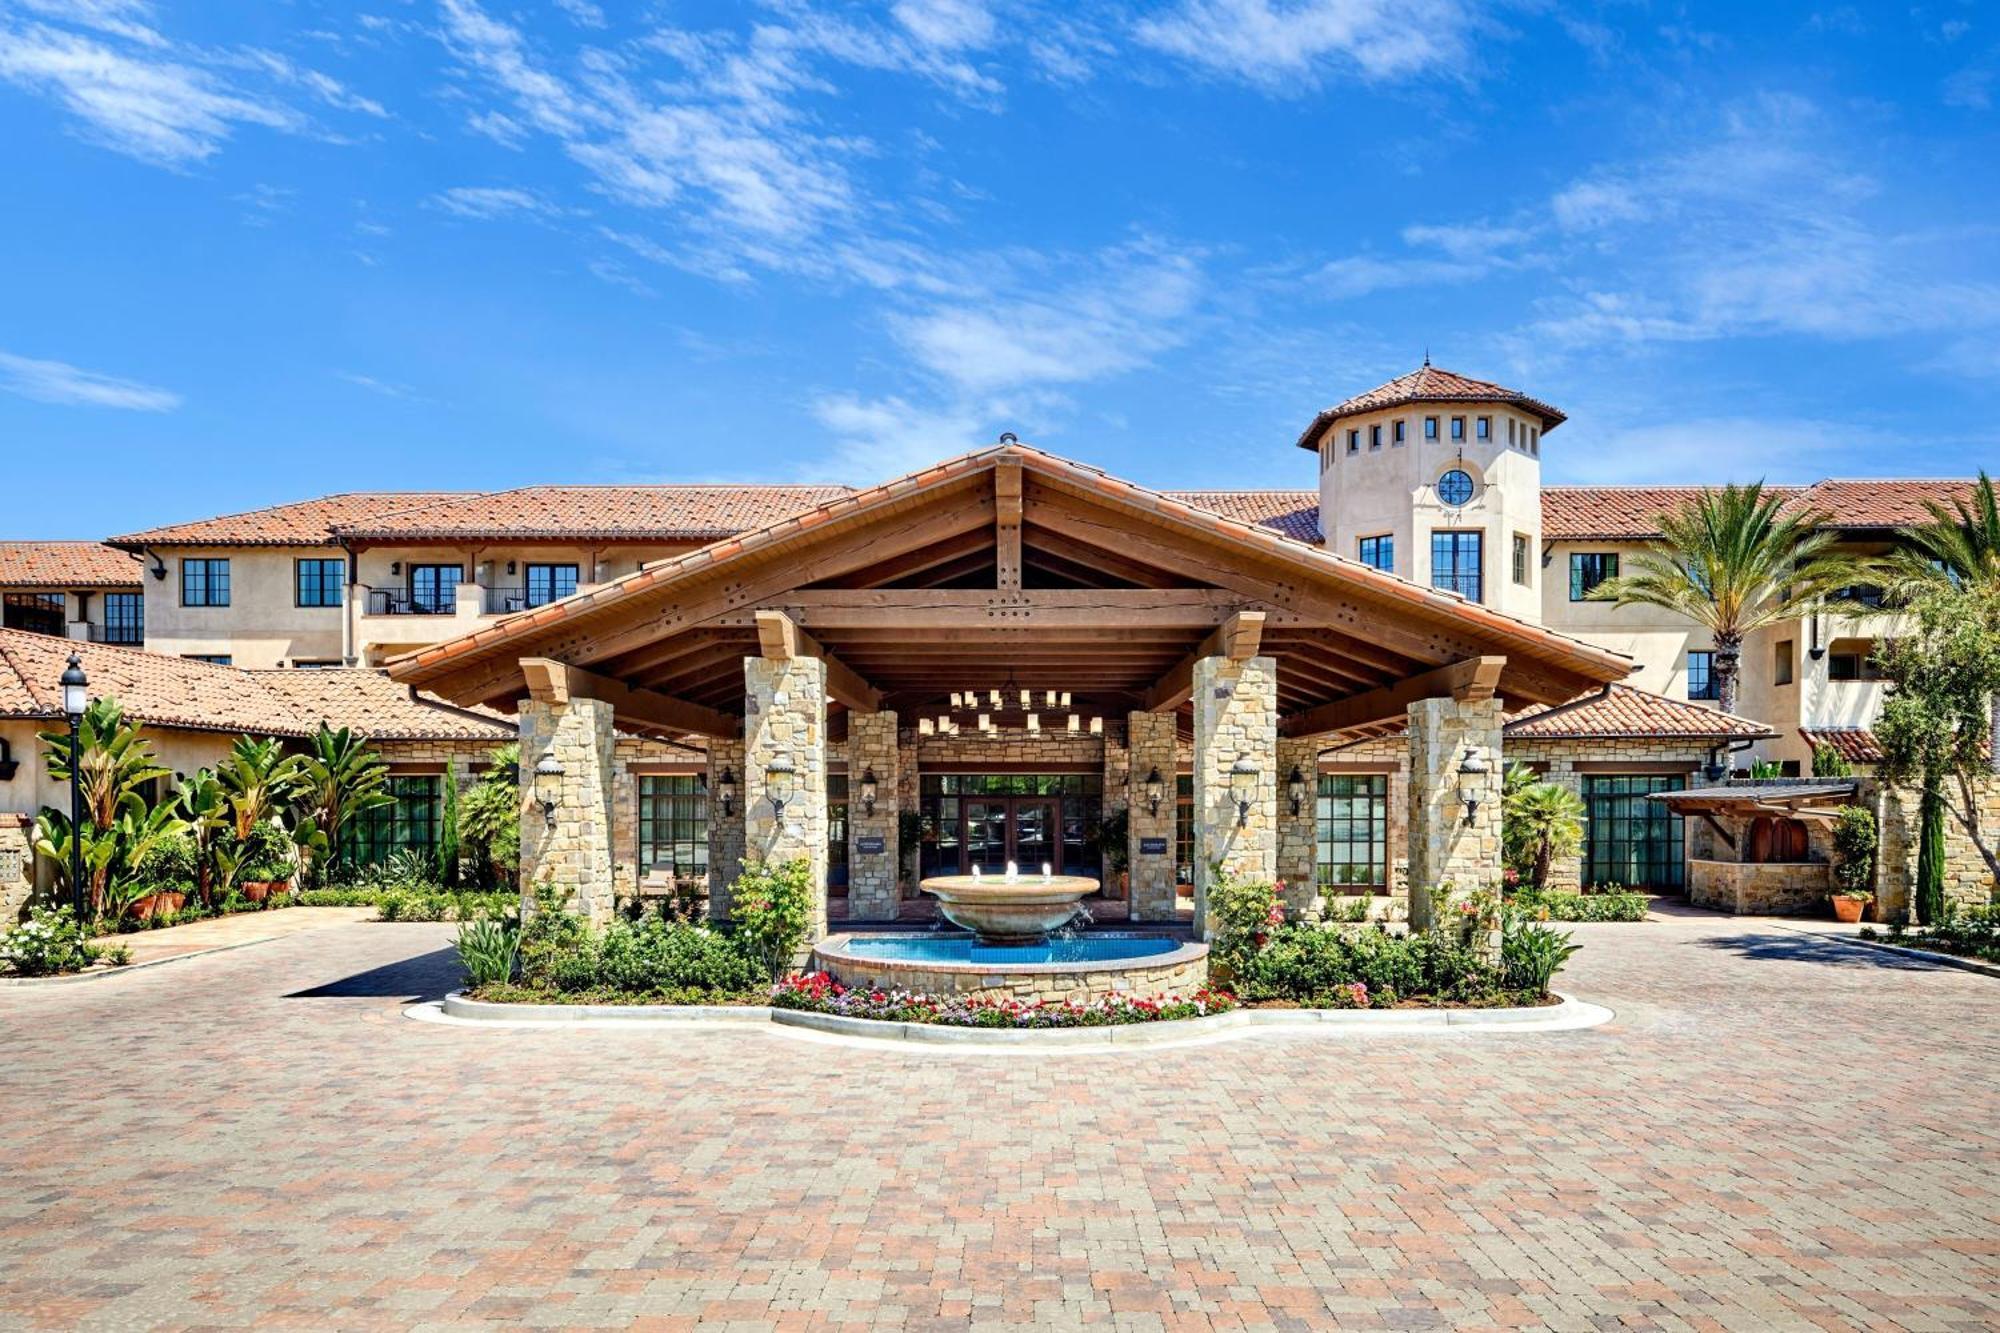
[1687,650,1718,700]
[637,774,709,879]
[826,773,849,891]
[103,592,143,644]
[1583,774,1686,890]
[1369,423,1382,449]
[1175,774,1194,886]
[1476,416,1491,440]
[182,654,232,665]
[2,592,66,637]
[295,557,345,608]
[407,564,462,614]
[1357,534,1394,573]
[341,775,440,866]
[1316,774,1387,890]
[1392,419,1406,445]
[1450,416,1466,440]
[1511,533,1531,586]
[1424,416,1439,440]
[1569,552,1620,600]
[1775,639,1794,686]
[1430,530,1483,602]
[1347,428,1360,454]
[525,563,579,608]
[180,558,230,607]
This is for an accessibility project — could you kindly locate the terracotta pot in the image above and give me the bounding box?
[129,891,186,921]
[1831,895,1867,923]
[241,880,288,904]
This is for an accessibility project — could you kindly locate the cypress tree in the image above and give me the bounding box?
[1916,777,1947,926]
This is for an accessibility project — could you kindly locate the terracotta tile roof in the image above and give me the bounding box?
[1798,728,1883,765]
[0,542,141,588]
[1790,479,1981,530]
[108,492,470,550]
[330,484,855,543]
[1505,685,1771,741]
[1542,479,1980,540]
[1163,490,1321,542]
[1296,364,1565,449]
[0,629,510,741]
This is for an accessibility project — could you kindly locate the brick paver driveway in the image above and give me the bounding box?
[1,909,1995,1331]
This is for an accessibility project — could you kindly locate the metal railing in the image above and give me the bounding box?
[85,624,144,645]
[365,589,458,617]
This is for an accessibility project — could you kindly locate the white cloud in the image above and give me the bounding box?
[890,244,1204,393]
[428,185,565,219]
[892,0,996,50]
[811,393,989,480]
[1550,416,1864,486]
[1134,0,1481,90]
[1308,253,1485,299]
[13,0,163,46]
[553,0,607,30]
[1549,180,1645,231]
[0,21,299,163]
[1942,66,1992,110]
[0,350,179,410]
[335,371,428,402]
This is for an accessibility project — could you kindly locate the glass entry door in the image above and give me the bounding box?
[965,801,1010,874]
[958,798,1061,874]
[1012,800,1058,871]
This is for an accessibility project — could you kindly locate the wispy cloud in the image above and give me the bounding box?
[0,350,180,410]
[1134,0,1483,90]
[427,185,566,220]
[335,371,429,403]
[1551,416,1870,485]
[811,392,989,481]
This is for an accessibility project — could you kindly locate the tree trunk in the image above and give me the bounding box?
[1917,778,1947,926]
[1990,691,1999,777]
[1714,636,1743,716]
[1532,837,1553,891]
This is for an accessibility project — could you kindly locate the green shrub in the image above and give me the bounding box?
[1241,923,1506,1006]
[456,916,518,987]
[1512,889,1649,922]
[1831,806,1878,897]
[594,918,760,995]
[0,906,118,976]
[1206,868,1282,981]
[132,831,198,892]
[237,820,295,882]
[516,884,594,990]
[1500,918,1581,995]
[729,858,813,982]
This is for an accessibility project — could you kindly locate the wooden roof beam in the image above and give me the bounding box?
[521,658,736,739]
[995,459,1023,590]
[730,589,1264,630]
[754,609,883,712]
[1279,655,1506,739]
[1141,610,1267,713]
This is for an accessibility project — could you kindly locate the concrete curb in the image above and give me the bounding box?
[1769,926,2000,980]
[426,990,1612,1048]
[0,936,275,987]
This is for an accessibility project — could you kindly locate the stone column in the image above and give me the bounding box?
[1275,735,1319,915]
[0,813,34,924]
[705,736,746,922]
[517,696,618,925]
[1191,654,1278,939]
[1126,711,1178,922]
[743,655,829,940]
[845,710,900,921]
[1406,696,1503,934]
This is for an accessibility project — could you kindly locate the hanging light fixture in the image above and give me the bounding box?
[1067,714,1080,733]
[1027,713,1040,733]
[919,718,935,736]
[949,691,962,708]
[1089,716,1103,735]
[766,754,797,816]
[859,767,878,815]
[1229,756,1259,828]
[1287,765,1308,816]
[988,689,1001,708]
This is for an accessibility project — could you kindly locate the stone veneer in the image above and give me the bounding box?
[743,655,829,940]
[1873,773,2000,919]
[844,710,900,920]
[1405,696,1503,932]
[1125,711,1178,922]
[517,697,619,924]
[812,934,1210,1004]
[1274,735,1318,913]
[703,737,746,919]
[1192,654,1277,937]
[0,814,32,924]
[1688,859,1833,915]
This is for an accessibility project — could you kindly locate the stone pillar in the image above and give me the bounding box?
[845,710,900,921]
[1406,696,1503,934]
[743,655,829,940]
[0,813,34,924]
[1191,654,1278,939]
[1126,711,1178,922]
[706,736,746,922]
[896,736,918,897]
[518,696,618,925]
[1275,735,1319,915]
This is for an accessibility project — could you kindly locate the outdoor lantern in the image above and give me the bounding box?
[1230,756,1259,828]
[765,754,796,816]
[860,767,878,815]
[60,653,88,721]
[1287,764,1308,816]
[533,753,564,827]
[1457,747,1489,825]
[716,765,737,816]
[1144,766,1165,817]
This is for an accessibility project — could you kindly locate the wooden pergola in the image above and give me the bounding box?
[388,445,1632,735]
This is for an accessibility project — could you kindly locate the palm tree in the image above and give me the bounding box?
[292,725,393,885]
[1504,778,1587,891]
[1590,482,1867,714]
[1883,471,2000,775]
[36,698,170,918]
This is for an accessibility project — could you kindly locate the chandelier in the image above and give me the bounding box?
[915,687,1102,738]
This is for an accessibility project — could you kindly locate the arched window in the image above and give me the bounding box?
[1747,817,1810,863]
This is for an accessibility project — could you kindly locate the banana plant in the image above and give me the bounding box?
[217,736,305,842]
[175,769,230,907]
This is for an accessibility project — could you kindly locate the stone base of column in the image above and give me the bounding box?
[518,696,618,925]
[1126,711,1178,922]
[706,738,746,922]
[1406,695,1503,934]
[1192,654,1278,939]
[743,655,830,941]
[845,711,900,921]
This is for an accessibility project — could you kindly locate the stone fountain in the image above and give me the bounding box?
[918,861,1099,946]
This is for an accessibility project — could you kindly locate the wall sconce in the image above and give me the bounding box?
[1457,747,1488,825]
[533,753,564,828]
[390,561,401,576]
[148,554,166,582]
[859,766,878,816]
[1144,766,1164,816]
[766,754,796,817]
[1287,764,1307,816]
[506,560,517,575]
[1229,756,1258,828]
[716,765,736,817]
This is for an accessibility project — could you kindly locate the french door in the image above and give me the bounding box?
[961,798,1059,873]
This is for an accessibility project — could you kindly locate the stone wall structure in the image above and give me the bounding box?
[1125,711,1177,922]
[1274,735,1318,913]
[1191,654,1277,937]
[517,696,618,924]
[1873,773,2000,919]
[844,710,900,920]
[0,814,32,924]
[743,655,829,940]
[1405,696,1503,931]
[704,737,746,919]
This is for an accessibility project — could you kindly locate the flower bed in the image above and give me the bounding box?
[1861,907,2000,964]
[1508,889,1650,922]
[1,907,131,977]
[770,971,1237,1027]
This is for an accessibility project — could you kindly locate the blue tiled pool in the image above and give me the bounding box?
[838,934,1181,966]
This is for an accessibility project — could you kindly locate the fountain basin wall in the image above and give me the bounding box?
[812,932,1210,1004]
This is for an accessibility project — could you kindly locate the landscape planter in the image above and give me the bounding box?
[128,890,186,921]
[240,881,289,904]
[1831,896,1868,923]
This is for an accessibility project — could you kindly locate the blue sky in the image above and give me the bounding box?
[2,1,1996,538]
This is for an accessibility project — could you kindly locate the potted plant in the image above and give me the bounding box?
[127,830,196,921]
[236,820,296,904]
[1832,886,1873,924]
[1830,806,1878,925]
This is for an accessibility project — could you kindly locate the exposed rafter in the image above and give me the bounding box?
[994,459,1023,591]
[1280,656,1506,738]
[753,609,882,712]
[1141,610,1267,713]
[520,657,736,739]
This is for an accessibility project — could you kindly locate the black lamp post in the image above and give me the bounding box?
[60,653,88,917]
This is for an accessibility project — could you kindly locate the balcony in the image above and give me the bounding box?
[83,624,144,646]
[365,589,462,617]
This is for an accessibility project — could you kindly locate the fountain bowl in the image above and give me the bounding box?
[919,873,1099,945]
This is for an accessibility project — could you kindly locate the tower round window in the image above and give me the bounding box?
[1437,469,1475,506]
